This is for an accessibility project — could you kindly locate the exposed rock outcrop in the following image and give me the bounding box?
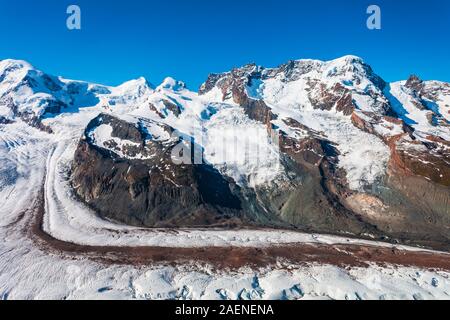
[71,114,247,228]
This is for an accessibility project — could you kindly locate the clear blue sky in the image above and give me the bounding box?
[0,0,449,89]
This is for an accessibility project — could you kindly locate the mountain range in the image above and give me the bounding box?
[0,56,449,250]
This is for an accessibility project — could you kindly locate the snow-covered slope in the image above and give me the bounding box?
[0,59,154,122]
[0,59,102,119]
[387,77,450,141]
[202,55,389,113]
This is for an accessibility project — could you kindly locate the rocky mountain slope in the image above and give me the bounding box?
[197,56,450,248]
[1,56,449,249]
[71,113,246,227]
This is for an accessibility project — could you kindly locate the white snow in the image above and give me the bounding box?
[87,123,149,159]
[203,107,283,187]
[0,104,13,118]
[157,77,186,91]
[103,77,153,110]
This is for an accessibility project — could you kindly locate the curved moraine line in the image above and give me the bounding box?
[21,139,450,270]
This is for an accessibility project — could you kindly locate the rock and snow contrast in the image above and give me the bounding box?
[0,56,449,300]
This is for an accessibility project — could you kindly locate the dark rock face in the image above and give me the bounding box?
[71,113,373,235]
[265,119,450,249]
[390,135,450,187]
[162,99,182,117]
[233,87,277,125]
[307,81,355,115]
[405,75,424,93]
[351,111,406,143]
[71,114,246,228]
[265,132,373,236]
[21,114,54,133]
[375,140,450,249]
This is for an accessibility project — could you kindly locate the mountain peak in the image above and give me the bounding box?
[116,77,154,92]
[405,74,423,88]
[332,55,364,64]
[157,77,186,91]
[0,59,34,72]
[0,59,37,89]
[323,55,368,74]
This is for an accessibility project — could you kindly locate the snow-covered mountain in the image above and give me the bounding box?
[0,59,153,131]
[0,56,449,249]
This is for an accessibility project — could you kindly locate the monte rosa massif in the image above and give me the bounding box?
[1,56,450,300]
[0,55,449,249]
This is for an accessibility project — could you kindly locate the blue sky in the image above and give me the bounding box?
[0,0,449,89]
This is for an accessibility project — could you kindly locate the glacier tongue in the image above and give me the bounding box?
[202,106,283,187]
